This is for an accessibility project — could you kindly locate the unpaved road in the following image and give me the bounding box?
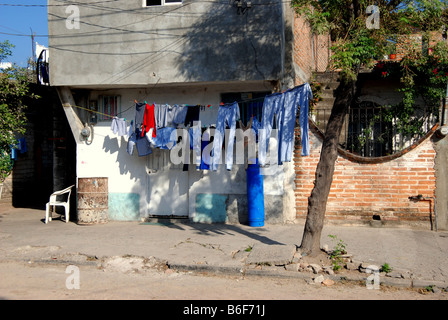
[0,260,446,301]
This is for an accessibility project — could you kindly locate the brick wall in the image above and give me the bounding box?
[294,124,437,227]
[293,14,330,85]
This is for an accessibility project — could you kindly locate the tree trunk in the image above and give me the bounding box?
[300,76,357,256]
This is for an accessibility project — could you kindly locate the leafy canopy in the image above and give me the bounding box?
[291,0,448,80]
[0,40,38,182]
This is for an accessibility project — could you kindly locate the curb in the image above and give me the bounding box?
[168,263,448,291]
[3,254,447,292]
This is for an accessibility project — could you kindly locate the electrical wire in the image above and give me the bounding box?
[0,1,285,39]
[0,0,120,7]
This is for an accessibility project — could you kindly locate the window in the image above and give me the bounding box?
[221,92,270,125]
[99,96,121,121]
[143,0,182,6]
[346,101,393,157]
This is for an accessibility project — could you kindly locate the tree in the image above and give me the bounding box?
[0,40,37,183]
[291,0,448,256]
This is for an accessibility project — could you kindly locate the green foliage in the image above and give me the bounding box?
[0,40,14,63]
[380,263,393,273]
[371,41,448,137]
[0,149,14,183]
[0,40,38,180]
[328,234,347,271]
[291,0,447,79]
[309,79,323,110]
[331,29,382,80]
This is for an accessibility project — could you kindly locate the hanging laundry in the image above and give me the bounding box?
[211,102,240,171]
[151,127,177,150]
[252,117,261,138]
[279,84,312,162]
[277,86,301,164]
[258,83,312,166]
[110,117,127,136]
[172,104,188,126]
[259,92,285,166]
[199,128,212,170]
[298,83,312,157]
[127,132,137,156]
[128,120,134,138]
[135,129,153,157]
[154,104,188,129]
[142,103,157,138]
[135,102,146,130]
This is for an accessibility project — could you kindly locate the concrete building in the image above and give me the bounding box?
[48,0,308,223]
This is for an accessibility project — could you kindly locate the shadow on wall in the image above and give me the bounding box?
[102,133,145,221]
[12,85,76,211]
[174,2,287,84]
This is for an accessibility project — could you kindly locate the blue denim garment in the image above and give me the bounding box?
[199,129,212,170]
[277,87,299,164]
[151,127,177,150]
[127,132,136,155]
[298,83,312,157]
[154,104,188,129]
[259,84,312,166]
[259,93,284,166]
[135,129,152,157]
[211,102,240,171]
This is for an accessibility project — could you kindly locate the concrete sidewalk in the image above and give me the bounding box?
[0,207,447,290]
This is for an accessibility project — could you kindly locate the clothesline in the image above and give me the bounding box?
[68,88,301,124]
[122,83,312,170]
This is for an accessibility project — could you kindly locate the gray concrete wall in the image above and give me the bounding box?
[434,134,448,231]
[48,0,287,87]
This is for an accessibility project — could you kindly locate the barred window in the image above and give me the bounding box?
[346,101,393,157]
[99,96,121,121]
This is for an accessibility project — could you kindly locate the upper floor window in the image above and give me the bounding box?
[99,96,121,121]
[144,0,182,6]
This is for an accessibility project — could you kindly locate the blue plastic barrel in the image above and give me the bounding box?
[246,161,265,227]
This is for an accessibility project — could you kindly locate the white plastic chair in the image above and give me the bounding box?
[45,185,74,224]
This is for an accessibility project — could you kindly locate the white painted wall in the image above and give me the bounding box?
[75,82,295,222]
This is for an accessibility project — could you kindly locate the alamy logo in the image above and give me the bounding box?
[66,5,80,30]
[167,125,280,176]
[66,265,80,290]
[366,5,380,30]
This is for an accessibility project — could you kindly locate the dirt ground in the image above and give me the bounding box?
[0,260,446,301]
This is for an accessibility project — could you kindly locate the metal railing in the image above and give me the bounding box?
[312,103,439,157]
[238,98,264,124]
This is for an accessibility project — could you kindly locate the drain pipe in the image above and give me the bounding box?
[409,195,438,232]
[437,83,448,137]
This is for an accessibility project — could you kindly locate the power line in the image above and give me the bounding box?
[1,0,285,40]
[0,0,120,7]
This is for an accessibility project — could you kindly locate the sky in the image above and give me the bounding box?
[0,0,49,67]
